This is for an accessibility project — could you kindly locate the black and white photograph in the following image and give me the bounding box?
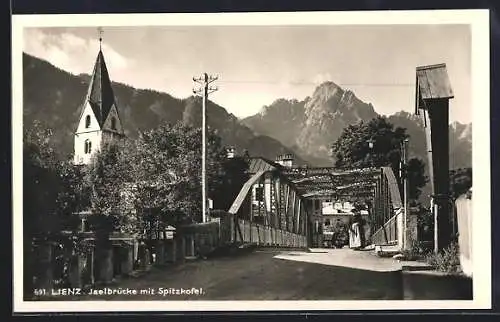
[12,10,491,312]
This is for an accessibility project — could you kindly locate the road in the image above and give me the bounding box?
[43,249,406,301]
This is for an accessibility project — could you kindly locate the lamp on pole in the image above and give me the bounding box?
[367,138,375,168]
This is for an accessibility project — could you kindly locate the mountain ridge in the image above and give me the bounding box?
[23,52,471,172]
[242,82,472,169]
[22,53,306,164]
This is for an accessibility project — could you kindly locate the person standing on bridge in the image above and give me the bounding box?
[349,207,366,250]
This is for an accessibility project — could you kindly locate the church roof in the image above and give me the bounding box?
[85,49,117,127]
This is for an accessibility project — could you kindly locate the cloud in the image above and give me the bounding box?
[312,72,333,85]
[23,28,132,75]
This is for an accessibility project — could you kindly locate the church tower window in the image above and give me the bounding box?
[85,115,91,128]
[84,140,92,154]
[111,117,116,130]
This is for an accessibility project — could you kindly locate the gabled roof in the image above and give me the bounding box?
[84,50,117,127]
[415,63,454,113]
[248,157,283,174]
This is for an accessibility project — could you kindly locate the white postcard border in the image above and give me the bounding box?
[12,9,491,312]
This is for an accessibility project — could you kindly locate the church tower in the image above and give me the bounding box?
[74,37,125,165]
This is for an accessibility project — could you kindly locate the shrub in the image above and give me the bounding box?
[415,205,434,242]
[425,242,462,274]
[208,209,229,218]
[401,240,433,261]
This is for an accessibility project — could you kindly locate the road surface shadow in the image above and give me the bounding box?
[402,272,473,300]
[35,250,404,301]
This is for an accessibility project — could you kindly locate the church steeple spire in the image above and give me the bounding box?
[73,28,125,165]
[98,27,103,51]
[84,32,116,127]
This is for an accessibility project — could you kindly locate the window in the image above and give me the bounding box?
[85,115,91,128]
[84,140,92,154]
[325,219,331,226]
[111,117,116,130]
[255,187,264,201]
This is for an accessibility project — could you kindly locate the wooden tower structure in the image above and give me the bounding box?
[415,63,454,251]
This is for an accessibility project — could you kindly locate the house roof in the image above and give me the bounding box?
[248,157,282,174]
[415,63,454,113]
[84,50,117,127]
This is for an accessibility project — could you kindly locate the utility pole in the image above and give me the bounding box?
[193,73,218,223]
[401,138,409,250]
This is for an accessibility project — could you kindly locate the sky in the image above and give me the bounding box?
[23,24,471,123]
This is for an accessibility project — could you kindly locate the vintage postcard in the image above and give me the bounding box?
[12,10,490,312]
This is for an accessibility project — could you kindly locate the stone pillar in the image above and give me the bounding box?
[68,254,83,288]
[133,240,139,263]
[178,236,186,261]
[165,239,177,263]
[144,247,151,267]
[89,247,95,285]
[36,241,54,290]
[98,246,113,283]
[137,242,146,269]
[188,235,195,257]
[121,245,134,275]
[156,240,165,265]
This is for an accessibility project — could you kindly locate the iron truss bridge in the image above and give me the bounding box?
[282,167,382,200]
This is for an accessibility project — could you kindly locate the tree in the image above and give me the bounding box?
[449,168,472,200]
[406,158,427,201]
[126,122,227,228]
[331,116,427,202]
[82,141,134,234]
[211,155,250,211]
[23,121,83,296]
[24,120,84,234]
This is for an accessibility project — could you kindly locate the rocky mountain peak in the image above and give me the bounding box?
[312,81,342,94]
[243,80,471,169]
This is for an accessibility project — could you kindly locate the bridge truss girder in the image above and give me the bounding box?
[229,170,308,237]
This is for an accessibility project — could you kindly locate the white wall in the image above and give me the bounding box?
[73,102,125,165]
[75,102,100,133]
[74,131,103,165]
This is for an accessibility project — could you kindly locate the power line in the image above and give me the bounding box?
[193,73,218,224]
[217,80,415,87]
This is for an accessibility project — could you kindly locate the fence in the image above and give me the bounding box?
[28,211,308,296]
[29,216,232,294]
[30,233,138,292]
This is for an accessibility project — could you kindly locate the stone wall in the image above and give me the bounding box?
[455,190,472,277]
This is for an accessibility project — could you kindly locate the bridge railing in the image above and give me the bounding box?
[370,167,404,247]
[371,210,401,246]
[229,218,307,248]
